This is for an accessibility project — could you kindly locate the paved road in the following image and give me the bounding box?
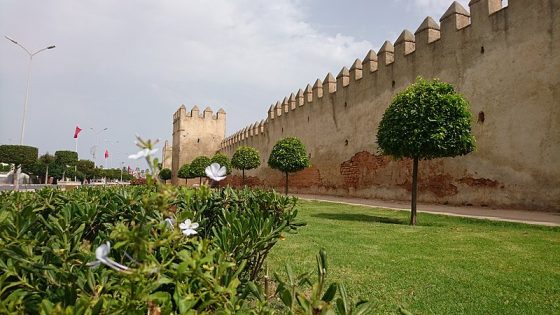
[293,194,560,227]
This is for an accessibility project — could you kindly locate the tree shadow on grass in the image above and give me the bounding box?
[312,213,407,225]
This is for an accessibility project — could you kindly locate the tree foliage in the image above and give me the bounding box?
[0,145,38,167]
[54,150,79,166]
[188,156,211,178]
[376,78,476,225]
[76,159,98,180]
[159,168,172,182]
[268,137,310,173]
[178,164,190,179]
[376,77,475,160]
[268,137,310,194]
[231,146,261,171]
[211,153,232,175]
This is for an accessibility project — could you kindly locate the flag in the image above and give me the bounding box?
[104,150,109,159]
[73,126,82,138]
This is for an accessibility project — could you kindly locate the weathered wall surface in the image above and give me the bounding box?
[171,105,225,184]
[220,0,560,211]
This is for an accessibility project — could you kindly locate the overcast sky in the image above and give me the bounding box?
[0,0,469,168]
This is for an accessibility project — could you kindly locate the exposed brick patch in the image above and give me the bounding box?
[339,151,390,188]
[289,166,322,188]
[220,175,263,188]
[459,177,499,188]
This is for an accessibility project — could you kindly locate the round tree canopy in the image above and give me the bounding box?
[211,153,232,175]
[159,168,172,181]
[376,78,475,160]
[0,145,38,166]
[54,150,79,165]
[178,164,190,179]
[268,137,310,173]
[188,156,211,178]
[231,146,261,171]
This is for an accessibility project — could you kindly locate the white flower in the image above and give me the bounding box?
[205,163,227,182]
[164,217,175,229]
[128,148,158,160]
[179,219,199,236]
[86,242,130,272]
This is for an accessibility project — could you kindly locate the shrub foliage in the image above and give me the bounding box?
[0,185,303,313]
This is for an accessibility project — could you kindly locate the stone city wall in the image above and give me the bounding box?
[219,0,560,211]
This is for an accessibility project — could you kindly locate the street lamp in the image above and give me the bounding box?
[5,36,55,145]
[89,127,108,166]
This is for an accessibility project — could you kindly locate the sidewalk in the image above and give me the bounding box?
[293,194,560,227]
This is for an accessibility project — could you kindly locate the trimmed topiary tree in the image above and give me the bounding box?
[0,145,38,189]
[268,137,310,195]
[159,168,172,183]
[231,146,261,185]
[178,163,190,185]
[211,153,232,175]
[377,77,476,225]
[188,156,211,185]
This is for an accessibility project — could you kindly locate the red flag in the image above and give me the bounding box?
[73,126,82,138]
[104,150,109,159]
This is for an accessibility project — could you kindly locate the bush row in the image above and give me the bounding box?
[0,185,302,313]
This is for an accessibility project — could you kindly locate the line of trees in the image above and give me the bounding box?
[175,78,475,226]
[177,137,310,195]
[0,147,133,184]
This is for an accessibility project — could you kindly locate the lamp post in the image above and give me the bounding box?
[5,36,55,145]
[90,127,108,166]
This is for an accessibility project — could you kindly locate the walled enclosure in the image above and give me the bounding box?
[219,0,560,211]
[171,105,226,185]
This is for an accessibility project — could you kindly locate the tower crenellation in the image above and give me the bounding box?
[336,67,350,88]
[378,41,395,66]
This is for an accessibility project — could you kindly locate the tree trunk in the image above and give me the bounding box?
[284,171,289,195]
[199,177,202,185]
[14,164,20,191]
[45,165,49,185]
[410,157,419,225]
[242,169,245,186]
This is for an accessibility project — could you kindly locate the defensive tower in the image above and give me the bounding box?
[171,105,226,184]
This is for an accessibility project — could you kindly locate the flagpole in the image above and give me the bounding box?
[74,138,77,182]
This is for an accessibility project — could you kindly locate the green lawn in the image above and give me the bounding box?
[267,200,560,314]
